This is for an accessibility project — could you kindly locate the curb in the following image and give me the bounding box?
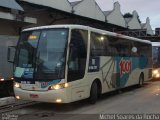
[0,97,15,106]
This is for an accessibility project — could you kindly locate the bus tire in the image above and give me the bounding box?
[139,73,144,87]
[89,81,98,104]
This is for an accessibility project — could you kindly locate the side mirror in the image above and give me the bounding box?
[7,46,16,63]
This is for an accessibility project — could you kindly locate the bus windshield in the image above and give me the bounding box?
[153,46,160,68]
[14,28,68,80]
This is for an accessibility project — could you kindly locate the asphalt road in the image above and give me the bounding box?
[2,80,160,120]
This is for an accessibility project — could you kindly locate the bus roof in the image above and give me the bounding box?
[23,24,151,44]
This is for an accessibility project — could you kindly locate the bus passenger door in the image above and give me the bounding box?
[67,29,88,101]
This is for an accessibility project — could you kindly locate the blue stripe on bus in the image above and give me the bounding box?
[115,56,148,88]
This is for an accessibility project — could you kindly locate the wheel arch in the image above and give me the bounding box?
[90,78,102,96]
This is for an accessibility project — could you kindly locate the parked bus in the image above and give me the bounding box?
[152,42,160,79]
[9,25,152,103]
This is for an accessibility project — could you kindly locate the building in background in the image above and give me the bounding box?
[0,0,154,36]
[124,10,142,30]
[71,0,105,22]
[18,0,125,32]
[0,0,36,36]
[103,2,126,28]
[141,17,154,35]
[20,0,72,13]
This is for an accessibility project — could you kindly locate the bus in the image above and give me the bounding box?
[9,25,152,104]
[152,42,160,79]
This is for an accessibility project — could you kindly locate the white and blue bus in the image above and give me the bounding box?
[11,25,152,103]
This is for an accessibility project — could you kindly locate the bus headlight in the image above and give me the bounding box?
[14,82,21,88]
[48,83,69,90]
[10,77,14,80]
[153,70,158,75]
[56,99,62,103]
[0,78,4,81]
[156,74,160,78]
[152,69,160,78]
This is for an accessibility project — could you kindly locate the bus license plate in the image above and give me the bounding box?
[30,94,39,98]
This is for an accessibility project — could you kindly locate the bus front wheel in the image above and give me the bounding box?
[89,82,98,104]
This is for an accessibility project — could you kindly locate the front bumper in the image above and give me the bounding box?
[14,87,71,103]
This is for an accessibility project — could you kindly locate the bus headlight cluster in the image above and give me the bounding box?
[48,83,69,90]
[156,74,160,78]
[152,69,160,78]
[10,77,14,80]
[14,82,21,88]
[0,78,4,81]
[153,70,158,74]
[56,99,62,103]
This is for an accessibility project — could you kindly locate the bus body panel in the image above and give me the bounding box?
[14,87,72,103]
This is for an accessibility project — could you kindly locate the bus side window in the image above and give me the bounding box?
[90,32,109,56]
[68,29,88,82]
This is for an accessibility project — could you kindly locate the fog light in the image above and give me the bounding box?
[16,96,20,100]
[156,74,160,78]
[56,99,62,103]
